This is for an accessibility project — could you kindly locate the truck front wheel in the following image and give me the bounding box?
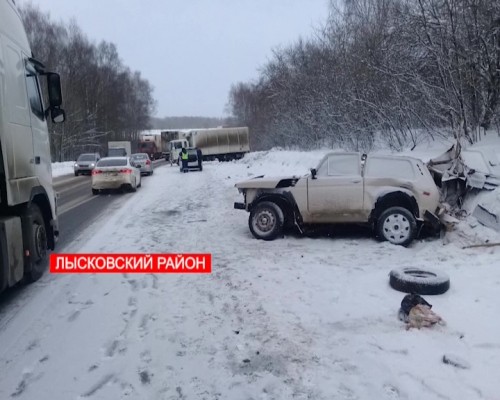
[24,203,49,283]
[376,206,417,246]
[248,201,284,241]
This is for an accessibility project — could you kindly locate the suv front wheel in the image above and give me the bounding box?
[248,201,284,241]
[376,206,417,246]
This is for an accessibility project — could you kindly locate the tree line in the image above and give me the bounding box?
[227,0,500,152]
[20,4,156,161]
[150,116,226,129]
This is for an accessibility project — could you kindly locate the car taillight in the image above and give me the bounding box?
[92,169,103,175]
[119,169,133,174]
[146,160,151,165]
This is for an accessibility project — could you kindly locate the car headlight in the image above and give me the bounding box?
[90,163,95,167]
[74,163,78,167]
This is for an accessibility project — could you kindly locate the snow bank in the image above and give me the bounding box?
[51,161,74,177]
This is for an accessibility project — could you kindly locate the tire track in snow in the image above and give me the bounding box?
[80,373,115,398]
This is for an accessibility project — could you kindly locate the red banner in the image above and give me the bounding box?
[50,253,212,274]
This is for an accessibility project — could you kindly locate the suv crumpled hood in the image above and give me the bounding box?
[235,175,301,189]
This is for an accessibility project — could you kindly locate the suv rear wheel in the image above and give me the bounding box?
[376,206,417,246]
[248,201,284,241]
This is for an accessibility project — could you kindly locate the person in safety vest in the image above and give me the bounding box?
[180,148,188,172]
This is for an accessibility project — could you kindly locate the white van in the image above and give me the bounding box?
[0,0,65,292]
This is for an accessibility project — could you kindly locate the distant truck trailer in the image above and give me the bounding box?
[138,135,162,159]
[108,141,132,157]
[181,127,250,162]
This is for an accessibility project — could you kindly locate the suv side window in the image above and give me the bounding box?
[317,154,360,177]
[365,157,416,180]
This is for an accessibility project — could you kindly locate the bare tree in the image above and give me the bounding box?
[226,0,500,151]
[20,4,156,161]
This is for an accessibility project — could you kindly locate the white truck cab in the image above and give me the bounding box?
[0,0,65,292]
[169,139,189,165]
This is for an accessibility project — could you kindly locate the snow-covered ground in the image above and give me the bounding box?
[1,136,500,399]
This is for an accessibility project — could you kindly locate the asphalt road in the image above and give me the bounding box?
[53,173,123,250]
[54,158,166,250]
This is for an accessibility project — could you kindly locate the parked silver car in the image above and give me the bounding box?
[91,157,141,195]
[74,153,100,176]
[130,153,154,175]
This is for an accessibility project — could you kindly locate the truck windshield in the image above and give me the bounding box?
[109,148,126,156]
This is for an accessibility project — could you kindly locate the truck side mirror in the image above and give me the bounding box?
[311,168,317,179]
[46,73,63,107]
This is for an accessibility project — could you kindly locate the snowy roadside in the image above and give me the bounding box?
[52,161,76,177]
[0,141,497,399]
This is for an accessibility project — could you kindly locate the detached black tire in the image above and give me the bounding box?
[23,204,49,283]
[248,201,284,241]
[377,206,417,246]
[389,267,450,295]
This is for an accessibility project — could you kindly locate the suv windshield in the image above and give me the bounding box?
[78,154,96,161]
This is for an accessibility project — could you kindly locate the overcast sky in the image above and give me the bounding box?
[23,0,330,118]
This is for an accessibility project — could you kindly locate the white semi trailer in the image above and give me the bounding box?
[0,0,66,292]
[168,127,250,164]
[186,127,250,161]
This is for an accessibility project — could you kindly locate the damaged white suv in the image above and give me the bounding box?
[234,152,442,246]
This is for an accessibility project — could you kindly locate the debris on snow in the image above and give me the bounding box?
[428,143,500,239]
[406,304,445,330]
[398,294,445,330]
[472,189,500,232]
[428,145,500,194]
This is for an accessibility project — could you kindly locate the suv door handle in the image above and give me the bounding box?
[351,179,361,183]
